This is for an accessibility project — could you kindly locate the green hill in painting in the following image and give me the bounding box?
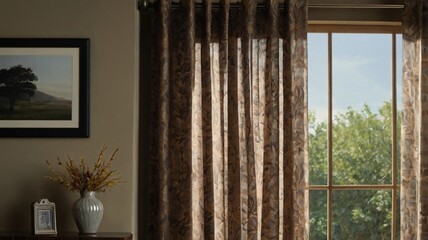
[0,90,72,120]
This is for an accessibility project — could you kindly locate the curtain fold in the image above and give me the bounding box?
[401,0,428,239]
[148,0,308,239]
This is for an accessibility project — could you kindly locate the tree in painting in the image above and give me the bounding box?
[0,65,38,112]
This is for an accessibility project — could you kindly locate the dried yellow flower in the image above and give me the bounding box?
[46,145,122,192]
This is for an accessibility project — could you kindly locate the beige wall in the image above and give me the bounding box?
[0,0,139,236]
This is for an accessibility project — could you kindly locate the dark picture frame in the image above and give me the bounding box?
[0,38,89,137]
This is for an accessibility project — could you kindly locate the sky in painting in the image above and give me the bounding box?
[0,55,73,100]
[308,33,403,123]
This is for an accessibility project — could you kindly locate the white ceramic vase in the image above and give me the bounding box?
[72,191,104,234]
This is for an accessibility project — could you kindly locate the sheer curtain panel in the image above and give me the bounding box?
[147,0,308,239]
[401,0,428,239]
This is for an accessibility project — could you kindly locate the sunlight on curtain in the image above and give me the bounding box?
[148,0,308,239]
[401,0,428,238]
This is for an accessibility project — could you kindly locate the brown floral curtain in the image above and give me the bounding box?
[401,0,428,238]
[147,0,308,239]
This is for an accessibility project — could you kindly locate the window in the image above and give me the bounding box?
[308,32,402,239]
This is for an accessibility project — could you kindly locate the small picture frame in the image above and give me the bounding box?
[32,199,57,235]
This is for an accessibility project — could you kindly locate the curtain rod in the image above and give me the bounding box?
[138,0,405,11]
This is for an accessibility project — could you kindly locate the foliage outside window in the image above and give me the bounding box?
[308,33,401,239]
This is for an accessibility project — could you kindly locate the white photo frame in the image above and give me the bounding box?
[32,199,57,235]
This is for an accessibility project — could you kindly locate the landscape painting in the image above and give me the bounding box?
[0,55,74,121]
[0,39,89,137]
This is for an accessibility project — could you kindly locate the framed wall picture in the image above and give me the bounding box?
[32,199,57,235]
[0,38,89,137]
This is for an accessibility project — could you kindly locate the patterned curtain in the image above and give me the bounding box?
[401,0,428,239]
[148,0,308,239]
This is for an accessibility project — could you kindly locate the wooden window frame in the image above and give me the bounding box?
[307,30,401,239]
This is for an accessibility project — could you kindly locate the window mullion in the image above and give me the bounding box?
[391,33,398,240]
[327,32,333,240]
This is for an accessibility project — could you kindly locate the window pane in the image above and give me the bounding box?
[308,33,328,185]
[310,190,327,239]
[395,35,402,240]
[332,190,392,239]
[396,34,402,185]
[395,189,401,239]
[332,34,392,185]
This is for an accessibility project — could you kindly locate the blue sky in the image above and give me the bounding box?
[308,33,402,123]
[0,55,73,100]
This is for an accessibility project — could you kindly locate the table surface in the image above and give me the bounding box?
[0,232,132,240]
